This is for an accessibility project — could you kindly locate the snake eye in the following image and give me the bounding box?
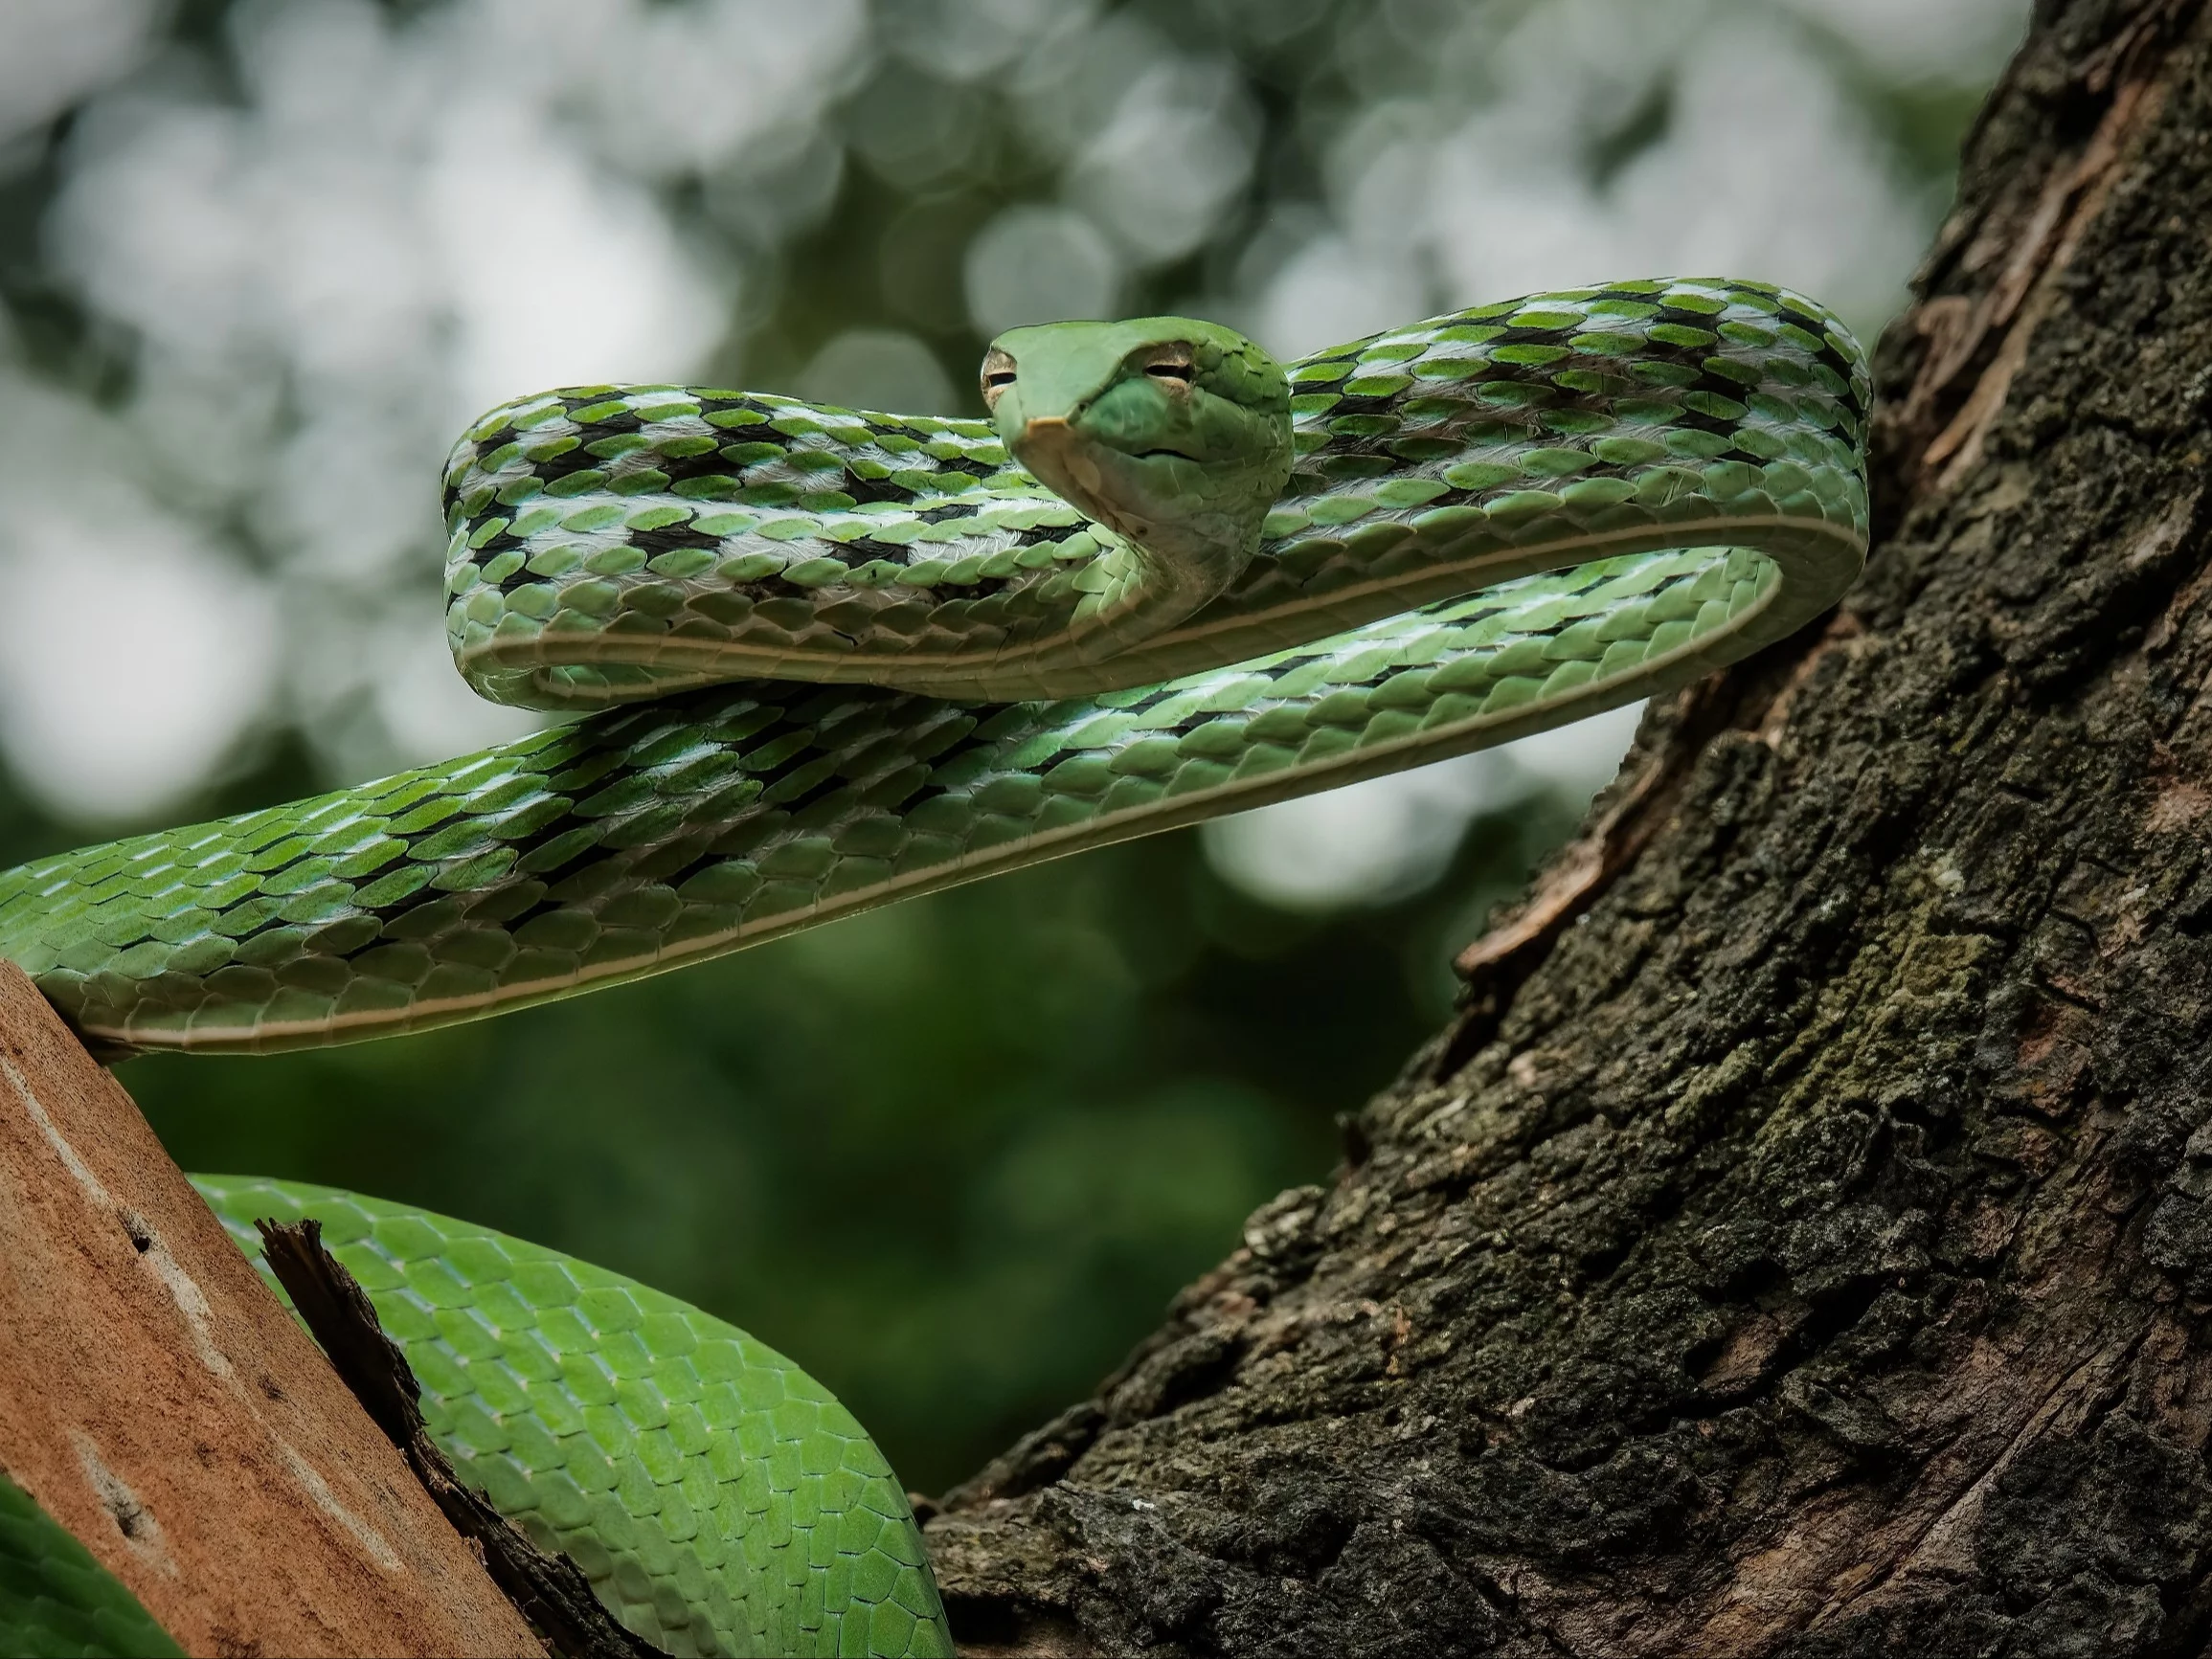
[981,347,1017,409]
[1141,345,1196,392]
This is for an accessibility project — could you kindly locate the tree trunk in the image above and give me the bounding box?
[927,2,2212,1653]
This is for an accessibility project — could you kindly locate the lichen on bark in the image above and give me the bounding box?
[929,2,2212,1653]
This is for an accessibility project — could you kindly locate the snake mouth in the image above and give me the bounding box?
[1022,417,1201,463]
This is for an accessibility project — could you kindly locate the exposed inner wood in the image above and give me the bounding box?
[0,960,541,1657]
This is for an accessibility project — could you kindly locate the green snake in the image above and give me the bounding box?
[0,280,1868,1656]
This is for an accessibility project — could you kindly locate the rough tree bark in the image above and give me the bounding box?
[929,3,2212,1653]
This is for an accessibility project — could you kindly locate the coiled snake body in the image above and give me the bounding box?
[0,280,1868,1655]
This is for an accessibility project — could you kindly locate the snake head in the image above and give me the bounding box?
[982,317,1293,611]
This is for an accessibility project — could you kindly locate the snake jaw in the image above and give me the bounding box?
[1013,416,1110,521]
[1012,412,1242,619]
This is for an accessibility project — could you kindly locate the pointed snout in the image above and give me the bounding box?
[1009,409,1109,504]
[989,382,1085,451]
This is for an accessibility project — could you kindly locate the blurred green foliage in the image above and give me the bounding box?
[0,0,2008,1491]
[111,769,1574,1491]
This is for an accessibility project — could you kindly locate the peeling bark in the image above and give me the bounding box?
[259,1219,666,1659]
[931,3,2212,1653]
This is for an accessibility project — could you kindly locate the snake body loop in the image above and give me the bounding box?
[0,280,1870,1657]
[0,279,1866,1057]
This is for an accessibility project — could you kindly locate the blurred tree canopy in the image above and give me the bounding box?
[0,0,2020,1490]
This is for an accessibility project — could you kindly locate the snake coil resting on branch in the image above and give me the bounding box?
[0,280,1868,1657]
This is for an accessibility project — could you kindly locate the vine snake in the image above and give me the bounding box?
[0,280,1868,1656]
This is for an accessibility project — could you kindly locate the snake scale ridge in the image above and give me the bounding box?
[0,280,1868,1656]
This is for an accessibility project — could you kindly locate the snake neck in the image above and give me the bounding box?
[1014,415,1269,655]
